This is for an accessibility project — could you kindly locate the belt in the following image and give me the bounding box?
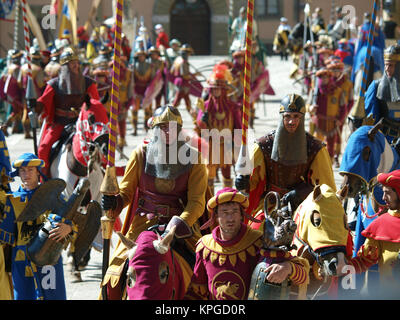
[136,198,183,219]
[55,108,79,119]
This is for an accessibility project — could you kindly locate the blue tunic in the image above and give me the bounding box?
[0,186,71,300]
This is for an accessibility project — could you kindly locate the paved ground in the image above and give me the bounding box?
[5,54,347,300]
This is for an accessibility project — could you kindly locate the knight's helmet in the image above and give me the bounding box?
[29,47,42,66]
[59,47,79,66]
[384,44,400,81]
[279,93,306,114]
[150,105,183,129]
[50,47,62,63]
[180,44,194,59]
[7,49,23,66]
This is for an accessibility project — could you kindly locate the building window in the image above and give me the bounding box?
[256,0,281,19]
[383,0,395,11]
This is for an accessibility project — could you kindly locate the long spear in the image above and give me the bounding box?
[100,0,123,300]
[349,0,379,128]
[235,0,254,185]
[21,0,38,156]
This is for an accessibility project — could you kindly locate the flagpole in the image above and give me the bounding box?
[21,0,38,156]
[100,0,123,300]
[349,0,379,127]
[235,0,254,182]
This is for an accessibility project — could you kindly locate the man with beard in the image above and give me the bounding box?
[36,47,100,176]
[364,45,400,143]
[235,94,336,221]
[100,105,208,299]
[196,63,242,193]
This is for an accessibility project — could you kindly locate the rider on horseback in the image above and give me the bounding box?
[35,47,100,177]
[100,105,208,299]
[235,94,336,222]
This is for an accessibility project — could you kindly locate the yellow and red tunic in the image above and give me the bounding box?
[185,223,309,300]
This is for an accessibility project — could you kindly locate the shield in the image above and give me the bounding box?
[250,70,275,104]
[248,260,291,300]
[17,178,91,266]
[16,179,67,222]
[72,200,102,264]
[188,78,203,98]
[141,69,164,108]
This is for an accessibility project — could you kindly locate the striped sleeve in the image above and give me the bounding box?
[347,238,380,273]
[288,261,308,285]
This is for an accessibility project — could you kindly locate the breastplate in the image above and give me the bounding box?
[135,154,190,223]
[257,131,323,195]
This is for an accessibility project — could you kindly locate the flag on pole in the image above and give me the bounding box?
[0,0,16,20]
[58,0,77,45]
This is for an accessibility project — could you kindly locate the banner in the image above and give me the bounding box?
[0,0,16,20]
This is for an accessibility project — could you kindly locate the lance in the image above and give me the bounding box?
[100,0,123,300]
[349,0,379,129]
[235,0,254,189]
[299,2,310,94]
[21,0,38,155]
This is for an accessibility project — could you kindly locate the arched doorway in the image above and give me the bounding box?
[170,0,211,55]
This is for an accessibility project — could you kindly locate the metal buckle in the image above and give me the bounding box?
[155,204,170,218]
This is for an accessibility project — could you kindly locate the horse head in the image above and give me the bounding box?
[339,124,398,198]
[293,184,351,279]
[117,226,188,300]
[73,97,109,172]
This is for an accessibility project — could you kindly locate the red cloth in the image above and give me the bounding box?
[37,83,100,125]
[156,32,169,49]
[362,212,400,243]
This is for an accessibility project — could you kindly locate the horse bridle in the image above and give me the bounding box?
[294,234,347,268]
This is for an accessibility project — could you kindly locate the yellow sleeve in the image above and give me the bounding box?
[249,144,266,193]
[118,144,144,208]
[309,146,336,192]
[180,155,208,227]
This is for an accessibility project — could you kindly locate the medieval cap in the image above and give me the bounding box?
[201,187,261,230]
[11,153,44,177]
[378,170,400,197]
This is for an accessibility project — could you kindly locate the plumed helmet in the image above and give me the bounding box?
[150,105,183,128]
[207,64,229,88]
[59,47,79,65]
[279,93,306,114]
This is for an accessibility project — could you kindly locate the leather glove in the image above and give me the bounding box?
[101,194,117,211]
[201,111,209,124]
[235,175,250,191]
